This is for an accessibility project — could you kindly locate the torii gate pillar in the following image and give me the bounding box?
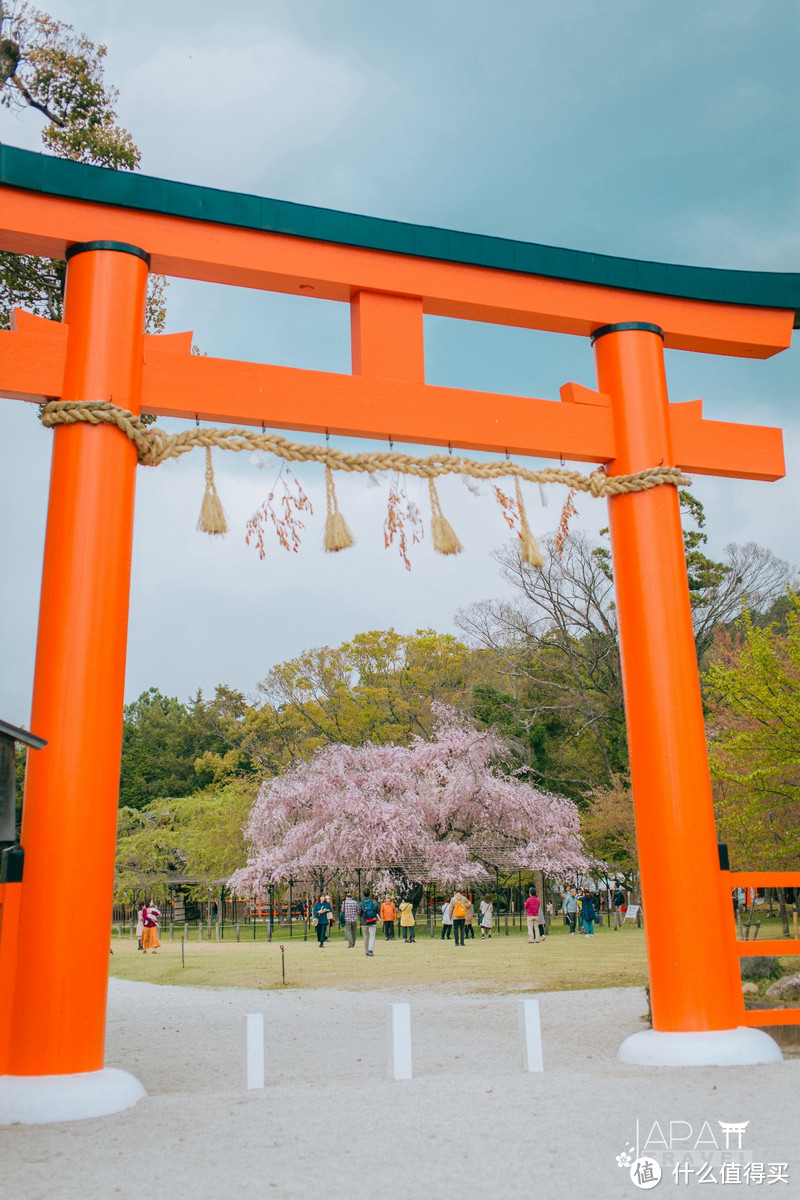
[0,243,149,1119]
[594,322,780,1065]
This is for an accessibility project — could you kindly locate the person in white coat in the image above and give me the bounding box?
[479,895,493,939]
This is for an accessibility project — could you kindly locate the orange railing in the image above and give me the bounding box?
[725,871,800,1028]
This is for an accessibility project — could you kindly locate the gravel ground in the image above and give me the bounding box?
[0,978,796,1200]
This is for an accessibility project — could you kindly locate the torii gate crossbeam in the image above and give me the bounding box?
[0,146,797,1115]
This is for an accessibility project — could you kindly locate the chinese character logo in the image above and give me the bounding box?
[629,1156,662,1190]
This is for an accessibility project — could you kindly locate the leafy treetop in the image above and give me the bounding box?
[0,2,138,166]
[705,592,800,870]
[0,3,166,333]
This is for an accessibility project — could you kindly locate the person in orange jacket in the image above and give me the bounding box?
[380,896,397,940]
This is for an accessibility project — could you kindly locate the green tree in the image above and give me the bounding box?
[0,3,138,165]
[119,688,231,810]
[705,594,800,871]
[114,779,255,904]
[459,533,628,800]
[459,501,792,800]
[165,779,255,891]
[0,2,166,329]
[204,629,496,776]
[114,804,177,905]
[578,775,638,874]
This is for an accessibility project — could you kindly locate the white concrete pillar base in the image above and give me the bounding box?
[387,1002,412,1080]
[0,1067,146,1125]
[618,1027,783,1067]
[517,997,544,1072]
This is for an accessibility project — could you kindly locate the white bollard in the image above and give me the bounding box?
[243,1013,265,1089]
[517,997,544,1072]
[386,1002,412,1080]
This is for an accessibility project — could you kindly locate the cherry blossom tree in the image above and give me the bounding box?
[229,704,587,896]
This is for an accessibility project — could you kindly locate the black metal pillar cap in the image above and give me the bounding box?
[65,240,150,266]
[590,321,665,344]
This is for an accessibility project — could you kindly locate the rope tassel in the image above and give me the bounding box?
[324,465,354,552]
[515,478,544,568]
[197,446,228,535]
[428,478,463,555]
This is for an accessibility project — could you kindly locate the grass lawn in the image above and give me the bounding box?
[109,921,650,994]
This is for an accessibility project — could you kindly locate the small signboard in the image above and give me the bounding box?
[623,903,641,922]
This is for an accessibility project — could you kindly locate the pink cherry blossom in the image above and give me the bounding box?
[230,703,588,895]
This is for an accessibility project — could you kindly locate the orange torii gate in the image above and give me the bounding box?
[0,145,798,1117]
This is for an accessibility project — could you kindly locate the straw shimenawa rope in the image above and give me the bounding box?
[197,445,228,536]
[40,399,691,560]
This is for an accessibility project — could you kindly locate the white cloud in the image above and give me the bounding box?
[116,32,368,189]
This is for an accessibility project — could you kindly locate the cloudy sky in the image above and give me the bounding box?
[1,0,798,722]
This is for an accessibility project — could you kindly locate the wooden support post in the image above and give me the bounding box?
[350,291,424,383]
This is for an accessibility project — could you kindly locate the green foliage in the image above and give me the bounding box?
[461,534,628,801]
[238,628,495,769]
[705,593,800,868]
[0,251,65,326]
[158,779,255,891]
[578,775,638,872]
[679,490,729,599]
[0,4,139,165]
[114,804,177,903]
[119,688,232,810]
[471,683,548,770]
[461,497,791,802]
[0,3,166,335]
[11,741,25,836]
[114,779,256,903]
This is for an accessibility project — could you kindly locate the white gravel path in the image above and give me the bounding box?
[1,978,796,1199]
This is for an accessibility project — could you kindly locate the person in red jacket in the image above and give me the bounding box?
[523,889,542,943]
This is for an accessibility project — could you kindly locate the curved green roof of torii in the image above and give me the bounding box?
[1,144,799,327]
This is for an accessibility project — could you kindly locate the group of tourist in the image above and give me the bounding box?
[561,885,627,935]
[311,888,502,955]
[135,882,629,960]
[439,892,496,943]
[309,882,629,954]
[312,889,418,955]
